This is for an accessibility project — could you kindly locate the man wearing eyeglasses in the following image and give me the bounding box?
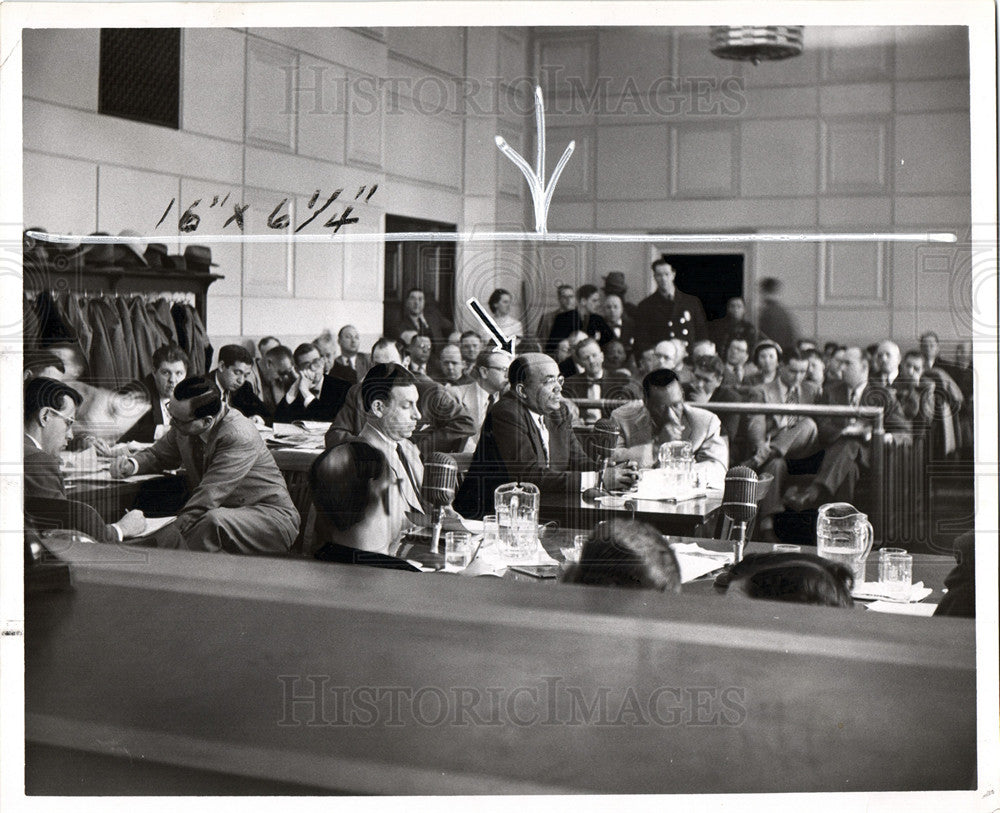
[448,347,513,453]
[23,377,148,542]
[109,376,299,554]
[209,344,270,425]
[454,353,639,519]
[273,342,352,423]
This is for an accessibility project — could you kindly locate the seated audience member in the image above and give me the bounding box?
[310,441,420,571]
[24,377,147,542]
[259,344,296,414]
[743,349,821,543]
[488,287,525,338]
[603,339,630,376]
[537,284,575,344]
[454,353,639,518]
[934,531,975,618]
[325,338,475,456]
[248,336,280,398]
[23,350,66,381]
[722,337,756,389]
[273,342,352,423]
[720,552,854,608]
[919,330,965,435]
[560,520,681,593]
[804,349,825,389]
[437,343,472,386]
[602,294,635,358]
[893,350,936,435]
[563,338,642,422]
[385,287,452,343]
[744,339,781,387]
[330,324,371,383]
[652,339,679,374]
[609,368,728,489]
[871,340,902,386]
[689,339,717,363]
[449,348,512,453]
[313,329,338,374]
[556,330,588,378]
[796,338,818,355]
[405,334,434,379]
[459,331,484,376]
[119,343,189,443]
[110,376,299,554]
[686,355,743,444]
[709,296,760,352]
[824,345,848,385]
[210,344,270,424]
[547,284,614,354]
[353,363,426,521]
[785,347,910,512]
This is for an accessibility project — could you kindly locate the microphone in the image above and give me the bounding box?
[421,452,458,554]
[722,466,773,562]
[590,418,621,490]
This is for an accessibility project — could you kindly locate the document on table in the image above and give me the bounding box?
[138,516,177,535]
[865,601,938,617]
[669,542,733,583]
[629,469,708,503]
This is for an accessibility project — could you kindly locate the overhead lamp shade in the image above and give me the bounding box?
[710,26,804,64]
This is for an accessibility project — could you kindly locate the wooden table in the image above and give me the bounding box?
[25,540,975,795]
[539,487,723,537]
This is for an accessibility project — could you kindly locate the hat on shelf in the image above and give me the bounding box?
[113,229,149,267]
[163,255,188,271]
[183,245,218,273]
[602,272,628,296]
[82,233,115,266]
[144,243,169,267]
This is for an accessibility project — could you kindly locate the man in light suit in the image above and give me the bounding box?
[609,368,728,490]
[354,363,425,523]
[110,376,299,554]
[448,347,512,453]
[329,324,372,384]
[454,353,638,519]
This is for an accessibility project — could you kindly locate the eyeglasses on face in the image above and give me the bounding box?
[45,407,75,427]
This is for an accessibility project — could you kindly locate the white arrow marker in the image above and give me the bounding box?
[467,297,516,354]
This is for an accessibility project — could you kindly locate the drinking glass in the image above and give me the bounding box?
[445,531,472,569]
[878,548,907,583]
[882,552,913,600]
[482,515,500,550]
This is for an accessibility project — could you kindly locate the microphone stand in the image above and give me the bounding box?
[430,507,444,554]
[732,520,748,564]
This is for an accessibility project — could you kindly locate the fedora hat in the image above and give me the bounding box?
[184,245,218,273]
[602,271,628,296]
[113,229,148,267]
[144,243,168,267]
[82,232,115,266]
[163,255,188,271]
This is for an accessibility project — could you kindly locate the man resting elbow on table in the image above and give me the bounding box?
[608,368,728,491]
[109,376,299,554]
[454,353,639,519]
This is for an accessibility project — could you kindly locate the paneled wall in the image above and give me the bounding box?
[22,26,972,352]
[535,26,972,347]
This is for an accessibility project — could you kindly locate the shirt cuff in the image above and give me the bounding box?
[109,523,125,542]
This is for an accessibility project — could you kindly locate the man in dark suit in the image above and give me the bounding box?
[708,296,760,353]
[562,338,642,421]
[634,255,707,353]
[325,338,475,457]
[385,288,452,343]
[273,342,352,423]
[110,376,299,554]
[454,353,639,519]
[685,354,744,445]
[119,343,189,443]
[536,285,576,345]
[329,324,372,384]
[210,344,270,424]
[785,347,911,512]
[23,377,147,542]
[546,284,614,354]
[602,294,636,359]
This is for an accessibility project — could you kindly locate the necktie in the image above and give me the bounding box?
[535,415,550,464]
[586,380,602,422]
[396,443,420,502]
[784,386,799,428]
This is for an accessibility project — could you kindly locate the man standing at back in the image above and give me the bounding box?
[757,277,799,356]
[110,376,299,554]
[634,255,707,353]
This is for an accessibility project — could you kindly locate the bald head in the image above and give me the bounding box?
[509,353,563,416]
[874,340,901,380]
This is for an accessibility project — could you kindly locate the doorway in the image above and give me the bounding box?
[384,214,457,331]
[660,253,745,321]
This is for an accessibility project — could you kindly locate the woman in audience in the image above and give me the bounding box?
[488,288,525,338]
[310,441,419,571]
[560,519,682,593]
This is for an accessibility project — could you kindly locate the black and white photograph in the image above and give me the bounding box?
[1,0,997,807]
